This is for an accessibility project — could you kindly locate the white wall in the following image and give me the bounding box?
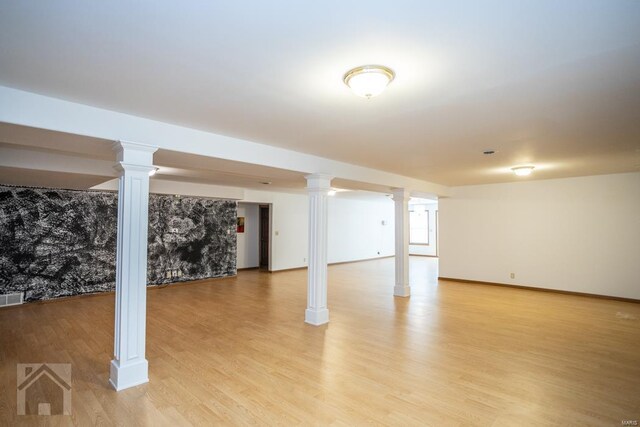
[236,203,259,269]
[87,175,399,271]
[243,189,395,271]
[243,190,308,271]
[327,197,395,264]
[409,203,438,257]
[93,177,397,272]
[439,172,640,299]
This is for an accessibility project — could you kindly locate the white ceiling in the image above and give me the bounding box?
[0,167,108,190]
[1,1,639,186]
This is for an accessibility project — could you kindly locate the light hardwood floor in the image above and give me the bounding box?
[1,257,639,426]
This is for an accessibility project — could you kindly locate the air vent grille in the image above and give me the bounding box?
[0,292,24,307]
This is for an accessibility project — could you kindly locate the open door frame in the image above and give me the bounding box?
[259,204,271,271]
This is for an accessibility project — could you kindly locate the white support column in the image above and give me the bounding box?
[305,173,332,326]
[109,140,157,391]
[393,188,411,297]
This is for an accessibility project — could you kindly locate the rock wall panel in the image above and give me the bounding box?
[0,185,236,301]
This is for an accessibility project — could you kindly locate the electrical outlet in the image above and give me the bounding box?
[377,251,380,255]
[275,230,279,236]
[510,273,515,279]
[303,257,306,263]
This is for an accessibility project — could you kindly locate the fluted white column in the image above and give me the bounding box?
[393,188,411,297]
[305,173,332,325]
[109,140,157,391]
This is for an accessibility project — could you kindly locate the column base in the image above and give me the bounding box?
[305,308,329,326]
[109,359,149,391]
[394,285,411,297]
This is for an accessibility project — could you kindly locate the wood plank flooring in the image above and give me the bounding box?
[1,257,639,426]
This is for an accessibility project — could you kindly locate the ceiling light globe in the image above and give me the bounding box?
[344,65,395,98]
[511,166,535,176]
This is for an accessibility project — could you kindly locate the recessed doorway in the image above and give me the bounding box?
[259,204,270,270]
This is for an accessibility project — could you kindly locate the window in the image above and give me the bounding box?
[409,205,429,245]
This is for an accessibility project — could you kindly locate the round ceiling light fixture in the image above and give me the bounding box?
[511,166,535,176]
[343,65,395,98]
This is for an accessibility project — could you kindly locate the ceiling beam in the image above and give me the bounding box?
[0,144,115,177]
[0,86,449,197]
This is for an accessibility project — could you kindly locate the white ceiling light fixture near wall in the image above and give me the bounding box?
[343,65,395,98]
[511,166,535,176]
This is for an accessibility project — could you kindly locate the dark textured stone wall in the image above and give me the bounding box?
[0,187,118,301]
[0,185,237,301]
[147,195,236,284]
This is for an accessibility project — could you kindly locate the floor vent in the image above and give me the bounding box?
[0,292,24,307]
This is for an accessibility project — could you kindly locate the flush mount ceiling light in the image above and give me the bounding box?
[511,166,535,176]
[343,65,395,98]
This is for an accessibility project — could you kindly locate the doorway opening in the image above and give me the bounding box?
[237,202,270,271]
[259,204,270,270]
[408,199,438,258]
